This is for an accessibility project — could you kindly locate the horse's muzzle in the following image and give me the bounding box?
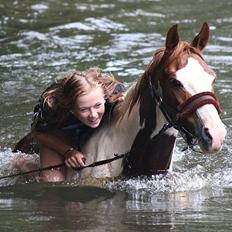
[199,127,212,152]
[198,125,226,154]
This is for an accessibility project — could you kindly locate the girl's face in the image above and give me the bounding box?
[72,87,106,128]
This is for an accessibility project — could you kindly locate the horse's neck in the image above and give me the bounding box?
[121,83,178,176]
[123,110,178,176]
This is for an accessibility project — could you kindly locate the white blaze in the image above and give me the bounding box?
[176,57,214,94]
[176,57,226,152]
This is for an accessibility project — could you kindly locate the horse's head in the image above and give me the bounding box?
[147,22,226,154]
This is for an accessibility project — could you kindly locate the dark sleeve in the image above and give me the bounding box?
[31,101,59,132]
[104,83,126,117]
[112,83,126,94]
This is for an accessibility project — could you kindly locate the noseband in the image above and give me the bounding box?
[176,91,221,120]
[148,75,222,149]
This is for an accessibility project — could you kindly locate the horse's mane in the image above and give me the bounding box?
[112,41,214,124]
[110,48,165,124]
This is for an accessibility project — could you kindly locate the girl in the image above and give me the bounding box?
[13,68,126,182]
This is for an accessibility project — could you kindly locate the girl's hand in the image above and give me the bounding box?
[108,92,126,103]
[64,149,86,169]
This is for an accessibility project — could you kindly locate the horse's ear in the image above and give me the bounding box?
[191,22,210,51]
[165,24,180,51]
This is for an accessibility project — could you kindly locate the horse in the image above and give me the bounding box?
[12,22,226,181]
[69,22,226,179]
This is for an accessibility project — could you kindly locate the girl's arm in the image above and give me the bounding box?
[33,131,86,168]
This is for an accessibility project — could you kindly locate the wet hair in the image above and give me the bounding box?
[41,67,119,116]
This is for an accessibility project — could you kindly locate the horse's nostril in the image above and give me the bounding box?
[202,127,212,146]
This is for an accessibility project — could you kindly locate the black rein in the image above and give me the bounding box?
[0,152,130,180]
[147,75,199,150]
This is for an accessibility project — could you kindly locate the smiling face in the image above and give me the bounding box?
[72,87,106,128]
[176,57,215,94]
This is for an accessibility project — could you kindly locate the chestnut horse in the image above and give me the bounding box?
[70,22,226,179]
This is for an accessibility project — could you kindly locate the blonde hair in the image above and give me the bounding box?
[40,67,119,121]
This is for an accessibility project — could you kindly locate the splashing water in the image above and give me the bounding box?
[1,143,231,199]
[0,148,39,186]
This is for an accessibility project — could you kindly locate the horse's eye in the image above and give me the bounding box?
[169,78,183,88]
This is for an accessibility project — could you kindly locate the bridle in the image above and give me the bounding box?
[148,75,222,151]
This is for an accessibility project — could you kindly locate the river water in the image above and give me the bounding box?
[0,0,232,231]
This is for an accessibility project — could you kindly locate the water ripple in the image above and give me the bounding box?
[50,17,127,33]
